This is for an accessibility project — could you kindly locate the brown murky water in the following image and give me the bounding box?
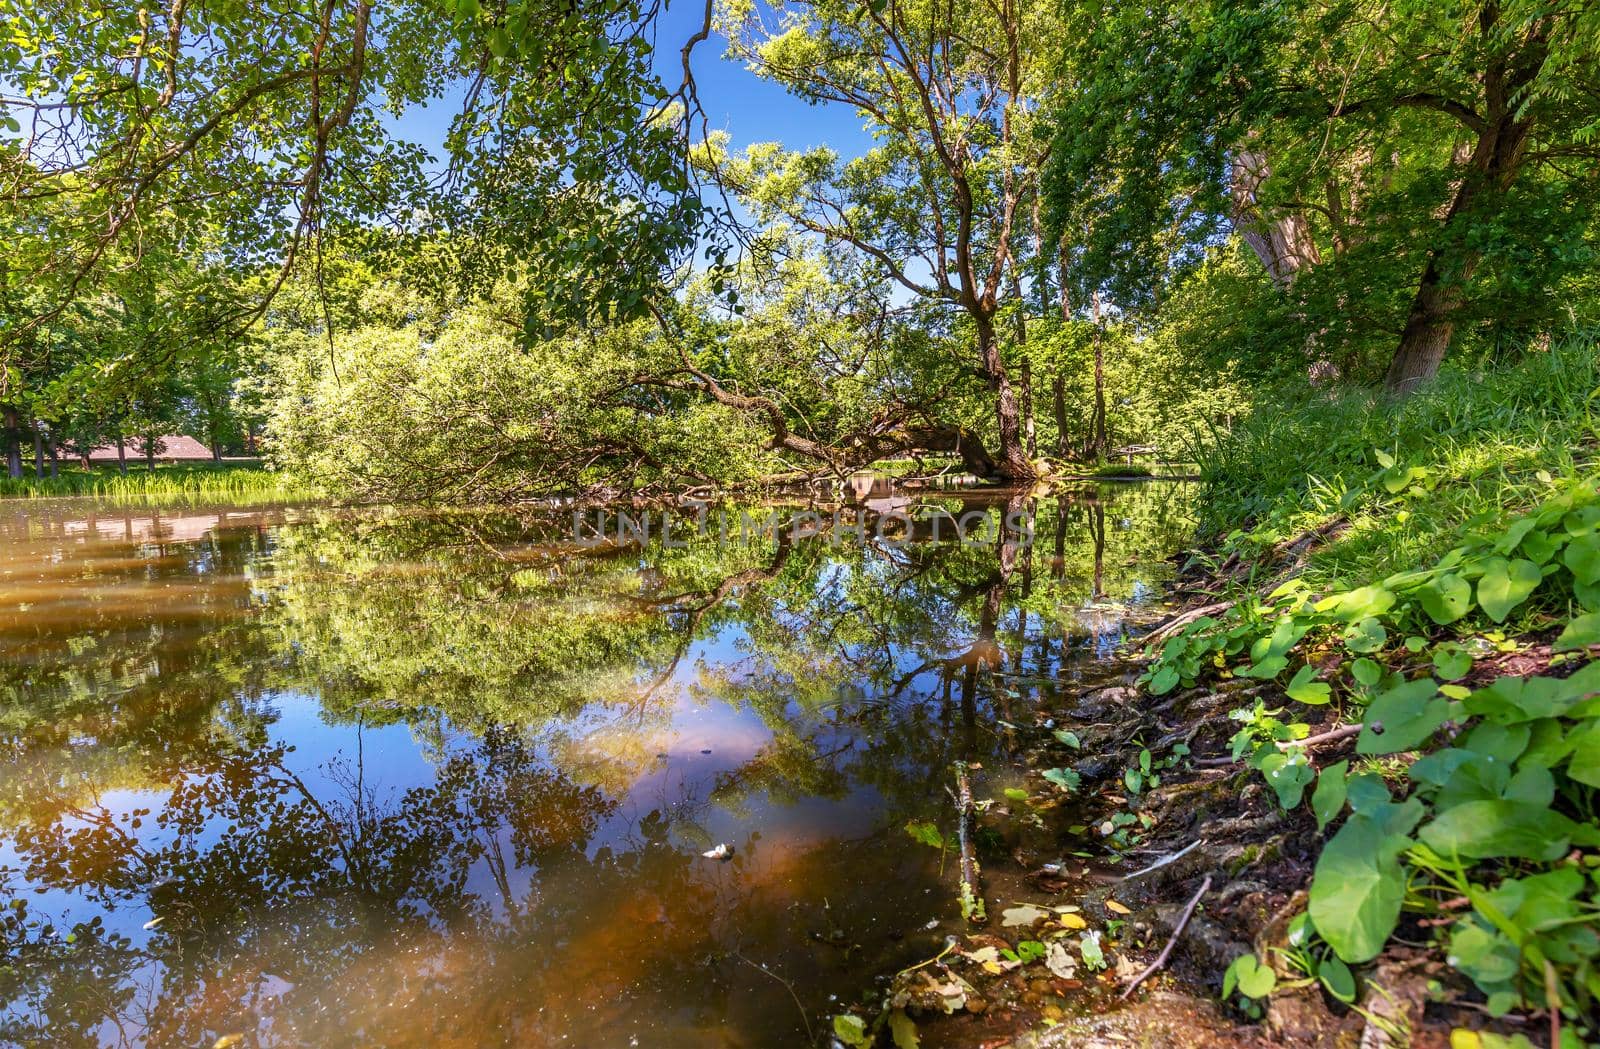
[0,487,1191,1047]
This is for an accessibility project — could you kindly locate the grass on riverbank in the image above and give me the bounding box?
[1132,335,1600,1038]
[0,462,300,501]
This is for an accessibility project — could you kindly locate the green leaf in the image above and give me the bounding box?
[1342,617,1387,654]
[1311,760,1349,831]
[1418,572,1472,624]
[1431,645,1472,681]
[1316,956,1357,1003]
[1562,532,1600,585]
[1562,722,1600,788]
[1358,679,1449,754]
[904,820,944,849]
[1003,787,1028,802]
[888,1010,920,1049]
[1308,802,1421,963]
[1286,664,1331,705]
[833,1013,869,1048]
[1320,585,1396,622]
[1223,952,1277,999]
[1447,922,1520,986]
[1351,658,1382,687]
[1042,767,1081,793]
[1078,930,1106,971]
[1475,557,1541,623]
[1259,751,1315,809]
[1053,729,1081,748]
[1240,654,1289,679]
[1149,666,1179,694]
[1554,611,1600,652]
[1419,800,1578,861]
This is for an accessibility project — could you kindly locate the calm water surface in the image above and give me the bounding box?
[0,487,1191,1047]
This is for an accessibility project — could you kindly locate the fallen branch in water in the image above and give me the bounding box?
[1121,874,1213,1000]
[953,762,986,925]
[733,951,814,1044]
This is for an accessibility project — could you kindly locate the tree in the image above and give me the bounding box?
[711,0,1065,479]
[0,0,706,389]
[1044,0,1600,392]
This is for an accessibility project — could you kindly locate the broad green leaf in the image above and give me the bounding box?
[1563,532,1600,585]
[1240,654,1289,679]
[1467,662,1600,722]
[888,1010,919,1049]
[1078,930,1106,970]
[1418,573,1472,624]
[1419,800,1577,861]
[1447,923,1520,986]
[1358,679,1449,754]
[1311,760,1348,831]
[833,1014,869,1048]
[1351,658,1382,687]
[1320,585,1395,623]
[1475,557,1541,622]
[1309,803,1420,963]
[1431,645,1472,680]
[1149,666,1179,694]
[1554,611,1600,652]
[1564,722,1600,788]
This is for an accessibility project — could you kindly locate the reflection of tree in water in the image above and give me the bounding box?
[0,484,1194,1045]
[3,729,617,1046]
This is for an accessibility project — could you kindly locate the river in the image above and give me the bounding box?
[0,485,1192,1047]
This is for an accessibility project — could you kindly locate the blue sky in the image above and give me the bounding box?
[390,1,875,165]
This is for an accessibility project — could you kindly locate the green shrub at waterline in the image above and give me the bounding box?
[0,464,297,501]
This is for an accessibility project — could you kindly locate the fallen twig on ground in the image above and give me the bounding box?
[1120,874,1213,1001]
[1121,839,1205,882]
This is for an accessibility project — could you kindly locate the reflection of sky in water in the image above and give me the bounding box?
[0,489,1192,1047]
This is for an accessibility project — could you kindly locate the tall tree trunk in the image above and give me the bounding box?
[1383,9,1546,394]
[1229,150,1321,286]
[1386,255,1472,393]
[1007,271,1038,461]
[1051,374,1069,459]
[144,434,156,472]
[116,436,128,475]
[1053,241,1073,460]
[2,405,21,479]
[1086,328,1107,459]
[1085,292,1107,460]
[976,314,1036,482]
[46,439,58,478]
[31,424,44,479]
[1020,354,1036,460]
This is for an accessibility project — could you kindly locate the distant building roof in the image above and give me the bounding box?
[86,435,214,462]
